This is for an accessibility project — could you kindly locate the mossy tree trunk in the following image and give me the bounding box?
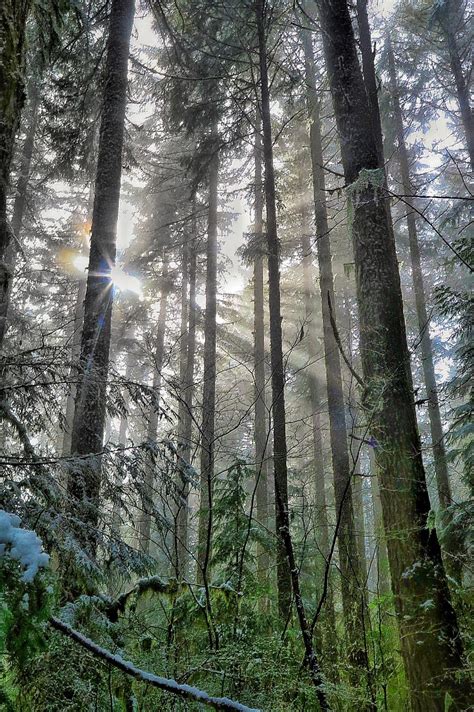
[317,0,470,707]
[301,24,371,688]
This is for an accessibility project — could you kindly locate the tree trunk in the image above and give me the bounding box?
[197,149,219,584]
[0,0,31,355]
[355,0,385,167]
[317,0,469,707]
[299,203,336,631]
[138,259,169,554]
[301,26,370,683]
[253,121,270,588]
[386,37,453,512]
[256,3,327,706]
[175,221,197,579]
[61,277,87,457]
[368,449,390,597]
[111,344,134,535]
[437,0,474,171]
[67,0,135,557]
[0,80,40,345]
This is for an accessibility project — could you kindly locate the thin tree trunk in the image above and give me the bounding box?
[67,0,135,557]
[253,121,270,588]
[256,3,327,706]
[0,81,40,345]
[139,259,169,554]
[355,0,385,167]
[0,0,31,355]
[175,223,197,579]
[61,184,95,458]
[197,148,219,584]
[317,0,469,707]
[387,37,452,508]
[299,203,336,630]
[301,26,370,682]
[61,277,87,456]
[437,0,474,171]
[111,344,134,535]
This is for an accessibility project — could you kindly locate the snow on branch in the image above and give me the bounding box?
[50,617,260,712]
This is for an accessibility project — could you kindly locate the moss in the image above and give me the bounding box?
[346,167,385,229]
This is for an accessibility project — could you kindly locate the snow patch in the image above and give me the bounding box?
[0,510,49,583]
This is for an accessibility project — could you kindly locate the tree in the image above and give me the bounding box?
[300,21,371,684]
[432,0,474,171]
[386,34,456,561]
[197,145,219,584]
[256,1,327,706]
[252,122,271,590]
[316,0,470,707]
[67,0,135,558]
[0,1,33,352]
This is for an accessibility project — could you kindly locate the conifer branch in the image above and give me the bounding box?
[50,617,260,712]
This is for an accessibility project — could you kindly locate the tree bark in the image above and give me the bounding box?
[175,222,197,579]
[301,25,370,681]
[67,0,135,557]
[138,259,170,554]
[197,148,219,584]
[253,120,270,588]
[0,0,32,355]
[256,3,327,706]
[317,0,469,707]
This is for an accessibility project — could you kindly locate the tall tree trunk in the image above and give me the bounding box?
[317,0,469,707]
[253,121,270,588]
[67,0,135,557]
[197,149,219,584]
[0,80,40,345]
[436,0,474,171]
[299,203,336,630]
[61,187,95,457]
[111,343,134,535]
[256,3,327,706]
[0,0,31,355]
[138,259,169,554]
[386,38,453,513]
[61,277,87,456]
[175,224,197,579]
[301,26,370,682]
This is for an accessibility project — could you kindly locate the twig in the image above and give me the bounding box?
[327,293,364,386]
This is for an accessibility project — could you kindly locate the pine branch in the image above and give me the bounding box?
[50,617,260,712]
[0,399,37,459]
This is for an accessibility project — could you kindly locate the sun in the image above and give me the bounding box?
[72,255,142,297]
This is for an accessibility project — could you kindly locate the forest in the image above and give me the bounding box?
[0,0,472,709]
